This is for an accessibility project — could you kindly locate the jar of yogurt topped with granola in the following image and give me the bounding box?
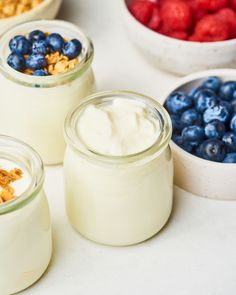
[0,135,52,295]
[0,19,95,164]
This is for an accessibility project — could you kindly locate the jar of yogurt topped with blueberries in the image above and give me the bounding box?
[0,20,95,165]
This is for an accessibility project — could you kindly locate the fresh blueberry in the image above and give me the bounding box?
[9,35,31,55]
[230,114,236,132]
[219,100,231,113]
[230,98,236,113]
[32,69,48,76]
[32,39,49,55]
[223,153,236,163]
[29,30,46,43]
[202,76,221,92]
[26,54,47,70]
[188,86,206,102]
[197,139,226,162]
[172,134,193,153]
[7,53,26,72]
[222,132,236,152]
[170,114,182,133]
[219,81,236,101]
[180,108,202,127]
[203,104,230,124]
[165,91,193,115]
[46,33,64,52]
[195,89,218,113]
[204,120,225,139]
[62,39,82,59]
[181,125,205,147]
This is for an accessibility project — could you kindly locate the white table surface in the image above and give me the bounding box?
[20,0,236,294]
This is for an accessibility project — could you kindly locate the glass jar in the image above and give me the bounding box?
[0,20,96,165]
[64,91,173,246]
[0,136,52,295]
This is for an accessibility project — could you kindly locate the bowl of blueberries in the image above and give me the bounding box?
[163,69,236,200]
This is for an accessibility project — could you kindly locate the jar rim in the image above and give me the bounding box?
[0,135,44,215]
[0,20,94,88]
[64,90,172,165]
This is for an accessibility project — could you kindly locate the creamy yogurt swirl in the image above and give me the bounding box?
[77,98,161,156]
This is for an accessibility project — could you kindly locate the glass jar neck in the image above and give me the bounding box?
[0,136,44,215]
[0,20,94,88]
[64,91,172,166]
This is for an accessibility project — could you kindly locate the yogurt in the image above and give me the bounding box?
[0,136,52,295]
[0,20,96,165]
[64,91,173,246]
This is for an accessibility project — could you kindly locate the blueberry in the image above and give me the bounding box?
[172,134,193,153]
[222,132,236,152]
[7,53,26,72]
[230,114,236,132]
[62,39,82,59]
[165,91,193,115]
[9,35,31,55]
[32,39,49,55]
[32,69,48,76]
[46,33,64,52]
[202,76,221,92]
[29,30,46,43]
[197,139,226,162]
[219,100,231,113]
[230,98,236,113]
[223,153,236,163]
[203,104,230,124]
[181,125,205,147]
[26,54,47,70]
[170,114,182,133]
[204,120,225,139]
[188,86,206,102]
[195,89,218,113]
[180,108,202,127]
[219,81,236,101]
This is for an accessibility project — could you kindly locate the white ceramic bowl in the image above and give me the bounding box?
[121,0,236,75]
[162,69,236,200]
[0,0,62,35]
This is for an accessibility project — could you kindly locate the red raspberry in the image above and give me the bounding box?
[229,0,236,9]
[147,6,162,30]
[193,14,230,41]
[167,30,189,40]
[188,0,207,21]
[195,0,228,12]
[160,0,193,31]
[188,33,203,41]
[129,1,154,25]
[216,8,236,38]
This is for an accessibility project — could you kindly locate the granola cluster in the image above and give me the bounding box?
[0,0,43,19]
[0,167,23,204]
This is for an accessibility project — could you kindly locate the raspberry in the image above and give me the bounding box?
[129,1,154,25]
[160,0,193,30]
[188,0,207,21]
[147,6,161,30]
[193,14,230,41]
[167,30,188,40]
[216,8,236,38]
[195,0,228,12]
[188,33,202,41]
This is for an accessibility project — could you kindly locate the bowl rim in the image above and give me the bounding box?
[162,68,236,169]
[121,0,236,47]
[0,0,59,22]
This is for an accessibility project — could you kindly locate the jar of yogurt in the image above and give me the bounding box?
[0,135,52,295]
[0,20,95,165]
[64,91,173,246]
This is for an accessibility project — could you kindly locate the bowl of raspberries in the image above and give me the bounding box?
[163,68,236,200]
[121,0,236,75]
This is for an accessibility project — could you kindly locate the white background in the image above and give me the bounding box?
[20,0,236,294]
